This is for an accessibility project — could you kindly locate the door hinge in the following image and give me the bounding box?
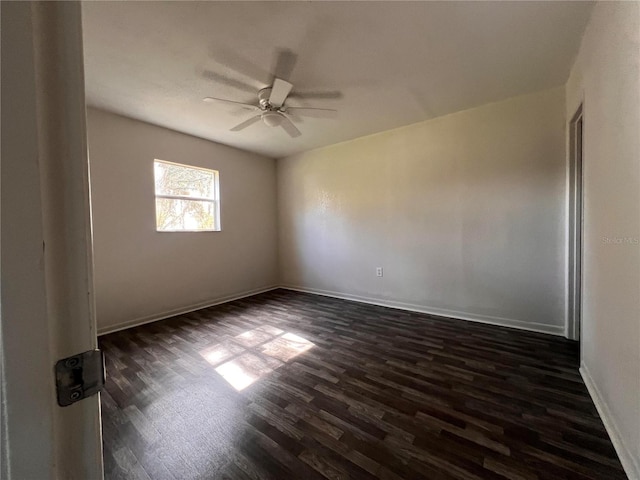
[55,349,105,407]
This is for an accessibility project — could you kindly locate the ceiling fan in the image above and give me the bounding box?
[203,77,337,138]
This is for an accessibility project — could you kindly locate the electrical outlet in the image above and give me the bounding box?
[376,267,383,277]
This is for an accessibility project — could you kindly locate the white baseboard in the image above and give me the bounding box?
[97,285,279,336]
[98,284,566,337]
[280,285,564,336]
[580,363,639,480]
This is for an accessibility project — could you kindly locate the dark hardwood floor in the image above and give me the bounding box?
[100,289,626,480]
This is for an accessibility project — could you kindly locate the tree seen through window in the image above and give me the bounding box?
[154,160,220,231]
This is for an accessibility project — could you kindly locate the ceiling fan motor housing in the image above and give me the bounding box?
[258,87,273,109]
[258,87,286,126]
[204,77,327,137]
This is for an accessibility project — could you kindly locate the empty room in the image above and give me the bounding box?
[1,1,639,480]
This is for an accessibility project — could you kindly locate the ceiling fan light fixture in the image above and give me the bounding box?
[261,111,284,127]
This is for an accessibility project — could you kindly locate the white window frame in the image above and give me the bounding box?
[154,159,221,232]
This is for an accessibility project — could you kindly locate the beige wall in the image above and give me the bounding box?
[566,2,640,478]
[278,87,567,334]
[87,109,278,333]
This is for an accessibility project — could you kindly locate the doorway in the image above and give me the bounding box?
[568,105,583,343]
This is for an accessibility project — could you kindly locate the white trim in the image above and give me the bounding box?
[97,285,279,336]
[156,194,216,203]
[564,89,586,341]
[99,284,566,337]
[0,317,9,480]
[580,363,639,480]
[281,285,564,336]
[565,104,584,342]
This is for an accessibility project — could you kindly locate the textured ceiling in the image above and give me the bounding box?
[81,1,593,159]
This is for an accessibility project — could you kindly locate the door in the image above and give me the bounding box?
[568,106,584,342]
[1,2,103,479]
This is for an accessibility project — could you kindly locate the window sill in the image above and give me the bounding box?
[156,229,221,233]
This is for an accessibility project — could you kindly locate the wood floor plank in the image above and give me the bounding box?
[100,289,627,479]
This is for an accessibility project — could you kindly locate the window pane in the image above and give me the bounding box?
[156,198,217,231]
[154,161,215,198]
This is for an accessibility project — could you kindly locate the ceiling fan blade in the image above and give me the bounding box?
[285,111,304,124]
[284,107,337,119]
[280,115,301,138]
[209,47,270,84]
[203,97,258,111]
[269,78,293,108]
[230,115,262,132]
[288,90,343,100]
[202,70,257,94]
[273,48,297,82]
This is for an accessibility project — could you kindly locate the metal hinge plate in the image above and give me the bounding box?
[55,349,105,407]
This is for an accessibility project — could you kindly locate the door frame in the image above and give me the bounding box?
[567,104,584,342]
[1,2,103,478]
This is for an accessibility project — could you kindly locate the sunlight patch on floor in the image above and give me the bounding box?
[200,326,315,391]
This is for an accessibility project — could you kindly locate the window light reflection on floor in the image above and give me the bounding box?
[199,326,315,391]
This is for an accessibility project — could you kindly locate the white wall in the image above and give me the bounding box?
[87,108,278,333]
[278,87,567,335]
[566,3,640,478]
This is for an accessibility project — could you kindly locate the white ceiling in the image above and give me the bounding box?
[82,1,593,159]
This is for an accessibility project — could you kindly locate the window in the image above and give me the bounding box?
[154,159,220,232]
